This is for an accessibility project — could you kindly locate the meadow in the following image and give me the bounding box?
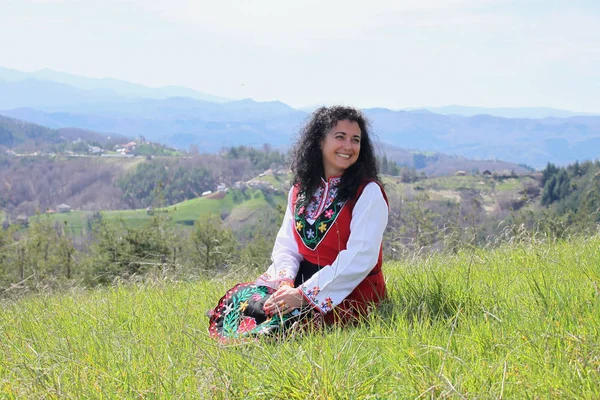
[38,187,287,238]
[1,235,599,398]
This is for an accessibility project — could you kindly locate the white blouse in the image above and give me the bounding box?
[256,182,388,313]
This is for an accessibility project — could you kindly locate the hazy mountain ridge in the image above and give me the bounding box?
[0,66,229,103]
[1,66,600,168]
[424,105,599,119]
[365,109,600,167]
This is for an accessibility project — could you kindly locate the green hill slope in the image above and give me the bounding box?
[42,187,287,237]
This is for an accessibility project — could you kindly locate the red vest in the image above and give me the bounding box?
[290,180,388,274]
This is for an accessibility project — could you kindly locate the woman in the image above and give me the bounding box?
[209,106,388,339]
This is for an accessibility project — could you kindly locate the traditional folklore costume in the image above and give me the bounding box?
[209,176,388,340]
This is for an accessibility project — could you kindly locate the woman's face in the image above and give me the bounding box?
[320,119,361,179]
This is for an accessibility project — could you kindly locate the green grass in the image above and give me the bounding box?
[1,236,599,398]
[418,176,489,191]
[37,189,286,236]
[494,177,530,192]
[249,174,288,190]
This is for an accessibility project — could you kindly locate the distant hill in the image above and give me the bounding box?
[0,114,58,148]
[0,79,119,110]
[1,98,307,151]
[0,66,229,103]
[363,109,600,169]
[423,105,598,119]
[381,144,532,175]
[0,114,130,151]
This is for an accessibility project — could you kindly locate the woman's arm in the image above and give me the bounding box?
[297,182,388,313]
[255,187,303,288]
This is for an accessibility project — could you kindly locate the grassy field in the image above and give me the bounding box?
[36,188,287,237]
[247,173,288,191]
[1,235,599,398]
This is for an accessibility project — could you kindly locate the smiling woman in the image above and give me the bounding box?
[208,106,389,341]
[320,119,362,179]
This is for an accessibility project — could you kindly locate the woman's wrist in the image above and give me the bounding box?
[296,287,307,307]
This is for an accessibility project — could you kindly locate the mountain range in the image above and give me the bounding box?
[1,66,599,169]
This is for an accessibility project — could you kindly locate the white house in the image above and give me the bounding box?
[57,204,72,213]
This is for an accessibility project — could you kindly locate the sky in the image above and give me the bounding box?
[1,0,599,112]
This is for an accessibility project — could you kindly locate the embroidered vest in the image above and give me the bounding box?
[291,178,388,273]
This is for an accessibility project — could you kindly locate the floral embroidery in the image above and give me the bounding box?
[222,303,235,316]
[277,270,288,278]
[251,293,262,301]
[304,186,325,217]
[301,286,334,313]
[294,177,347,250]
[208,283,300,341]
[321,297,333,313]
[259,272,271,281]
[301,285,321,306]
[325,186,339,210]
[238,317,257,333]
[318,222,327,233]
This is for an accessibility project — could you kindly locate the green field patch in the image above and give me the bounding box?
[419,175,488,190]
[247,173,288,191]
[494,178,522,191]
[413,150,437,156]
[36,189,284,237]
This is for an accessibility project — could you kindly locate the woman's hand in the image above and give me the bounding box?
[263,285,306,315]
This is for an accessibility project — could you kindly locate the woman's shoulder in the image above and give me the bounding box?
[358,179,386,194]
[357,180,388,204]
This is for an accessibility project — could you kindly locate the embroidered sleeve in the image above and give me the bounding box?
[255,188,303,288]
[298,183,388,313]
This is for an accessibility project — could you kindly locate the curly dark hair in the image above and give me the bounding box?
[291,106,380,206]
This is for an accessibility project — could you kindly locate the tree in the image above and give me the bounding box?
[400,167,418,183]
[71,140,89,154]
[541,162,559,186]
[413,153,427,169]
[388,160,400,176]
[541,168,570,206]
[189,214,237,272]
[0,218,76,290]
[404,192,437,250]
[84,214,178,285]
